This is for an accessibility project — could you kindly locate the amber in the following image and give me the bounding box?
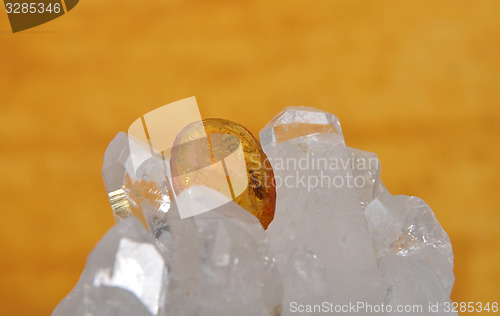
[170,118,276,229]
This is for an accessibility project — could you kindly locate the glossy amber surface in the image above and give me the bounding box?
[170,118,276,229]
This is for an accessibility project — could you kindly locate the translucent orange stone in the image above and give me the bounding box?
[170,118,276,229]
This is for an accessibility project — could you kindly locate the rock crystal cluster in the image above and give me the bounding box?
[53,107,456,316]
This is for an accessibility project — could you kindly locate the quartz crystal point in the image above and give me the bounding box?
[52,217,168,316]
[365,193,456,314]
[157,186,283,316]
[260,106,456,315]
[261,107,385,312]
[260,106,344,148]
[102,132,172,229]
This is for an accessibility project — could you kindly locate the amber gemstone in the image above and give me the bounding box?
[170,118,276,229]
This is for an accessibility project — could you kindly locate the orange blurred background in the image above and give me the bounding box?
[1,1,499,314]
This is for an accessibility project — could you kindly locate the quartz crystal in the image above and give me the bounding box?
[260,106,455,315]
[102,132,171,229]
[260,106,344,148]
[55,105,455,316]
[52,217,168,316]
[158,186,283,316]
[365,193,456,313]
[54,187,282,316]
[261,107,386,310]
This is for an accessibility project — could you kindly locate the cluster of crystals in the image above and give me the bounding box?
[261,108,455,315]
[54,107,456,316]
[54,189,282,316]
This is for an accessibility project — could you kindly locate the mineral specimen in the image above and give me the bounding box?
[54,105,456,316]
[52,217,167,316]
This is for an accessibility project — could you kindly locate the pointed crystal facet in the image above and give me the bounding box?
[260,106,344,148]
[102,132,172,229]
[52,218,168,316]
[365,192,455,295]
[156,186,283,316]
